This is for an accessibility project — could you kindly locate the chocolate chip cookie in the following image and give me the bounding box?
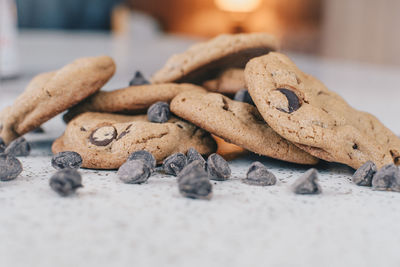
[63,83,205,122]
[52,112,217,169]
[245,52,400,169]
[151,32,278,85]
[0,56,116,144]
[203,68,246,94]
[170,91,318,165]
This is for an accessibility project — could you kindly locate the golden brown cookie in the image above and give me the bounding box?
[245,52,400,169]
[203,68,246,94]
[170,91,318,165]
[52,112,217,169]
[0,56,115,144]
[151,33,278,85]
[63,83,205,122]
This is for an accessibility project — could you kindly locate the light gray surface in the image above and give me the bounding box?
[1,30,400,267]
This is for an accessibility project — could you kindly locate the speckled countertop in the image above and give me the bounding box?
[1,30,400,267]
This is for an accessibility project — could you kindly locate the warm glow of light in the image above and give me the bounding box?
[215,0,262,13]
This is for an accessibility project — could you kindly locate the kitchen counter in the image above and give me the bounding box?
[1,30,400,267]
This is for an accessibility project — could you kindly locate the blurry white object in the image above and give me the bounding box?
[0,0,19,78]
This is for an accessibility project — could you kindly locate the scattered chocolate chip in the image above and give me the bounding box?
[128,150,156,172]
[207,153,231,181]
[163,153,187,176]
[186,148,206,169]
[292,168,322,194]
[31,127,44,133]
[242,161,276,186]
[118,160,151,184]
[49,169,82,196]
[0,137,5,153]
[129,71,150,86]
[4,137,31,157]
[147,102,170,123]
[234,89,255,106]
[276,88,301,113]
[352,161,376,186]
[178,160,213,200]
[0,154,23,181]
[51,151,83,170]
[372,164,400,192]
[89,126,117,146]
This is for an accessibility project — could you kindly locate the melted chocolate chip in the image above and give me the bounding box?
[276,88,301,113]
[89,126,117,146]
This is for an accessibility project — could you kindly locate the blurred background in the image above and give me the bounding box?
[2,0,400,80]
[10,0,400,66]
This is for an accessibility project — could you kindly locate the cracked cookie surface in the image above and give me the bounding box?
[63,83,204,122]
[52,112,216,169]
[0,56,116,144]
[151,33,278,85]
[245,52,400,169]
[170,91,318,165]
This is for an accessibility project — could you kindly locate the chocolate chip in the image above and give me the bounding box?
[0,137,5,153]
[89,126,117,146]
[352,161,376,186]
[147,102,170,123]
[51,151,83,170]
[276,88,301,113]
[128,150,156,172]
[242,161,276,186]
[292,168,322,194]
[163,153,187,176]
[178,161,213,200]
[372,164,400,192]
[186,148,206,170]
[5,137,31,157]
[129,71,150,86]
[0,154,23,181]
[207,153,231,181]
[31,127,44,133]
[118,160,151,184]
[234,89,255,106]
[49,169,82,196]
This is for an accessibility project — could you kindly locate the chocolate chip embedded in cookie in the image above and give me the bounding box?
[245,52,400,169]
[52,112,217,169]
[203,68,246,94]
[151,32,279,85]
[63,83,205,122]
[170,91,318,165]
[0,56,116,144]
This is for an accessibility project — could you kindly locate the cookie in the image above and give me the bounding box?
[245,52,400,169]
[203,68,245,94]
[52,112,216,169]
[63,83,205,122]
[0,56,115,144]
[212,135,247,160]
[151,33,278,85]
[170,91,318,165]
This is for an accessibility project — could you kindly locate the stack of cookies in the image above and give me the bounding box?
[1,32,399,171]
